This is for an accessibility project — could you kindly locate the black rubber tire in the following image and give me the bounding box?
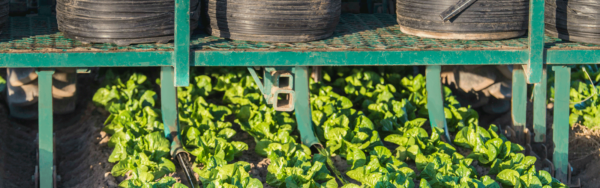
[545,0,600,44]
[202,0,341,42]
[56,0,200,46]
[396,0,529,40]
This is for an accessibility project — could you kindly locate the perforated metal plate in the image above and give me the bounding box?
[545,35,600,50]
[0,16,175,52]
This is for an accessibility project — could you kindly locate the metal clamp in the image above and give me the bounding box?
[248,67,297,112]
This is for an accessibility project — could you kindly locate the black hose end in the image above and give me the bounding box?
[176,153,200,188]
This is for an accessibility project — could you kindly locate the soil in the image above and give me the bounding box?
[55,102,117,188]
[0,105,37,188]
[568,124,600,188]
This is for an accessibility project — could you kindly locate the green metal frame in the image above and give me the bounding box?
[37,69,54,188]
[551,66,570,183]
[0,0,589,185]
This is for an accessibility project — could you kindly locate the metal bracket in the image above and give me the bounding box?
[247,66,320,147]
[248,67,296,112]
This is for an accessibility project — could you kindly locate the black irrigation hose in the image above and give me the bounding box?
[57,0,200,46]
[545,0,600,44]
[202,0,341,42]
[0,0,8,33]
[397,0,529,39]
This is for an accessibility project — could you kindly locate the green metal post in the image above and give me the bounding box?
[161,67,183,155]
[524,0,545,83]
[533,68,547,142]
[37,69,55,188]
[294,66,320,147]
[512,67,527,143]
[552,65,570,183]
[425,65,451,142]
[173,0,190,87]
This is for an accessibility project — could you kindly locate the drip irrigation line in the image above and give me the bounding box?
[202,0,341,42]
[396,0,529,36]
[545,0,600,44]
[56,0,200,45]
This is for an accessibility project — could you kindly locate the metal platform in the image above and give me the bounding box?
[0,0,589,185]
[1,14,530,52]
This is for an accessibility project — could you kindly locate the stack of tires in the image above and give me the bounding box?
[546,0,600,44]
[202,0,341,42]
[396,0,529,40]
[56,0,200,46]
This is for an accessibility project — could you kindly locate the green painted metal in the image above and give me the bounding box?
[247,67,266,95]
[524,0,545,83]
[425,66,451,142]
[533,68,547,142]
[161,67,184,155]
[193,50,528,66]
[294,66,320,147]
[547,50,600,64]
[248,67,297,111]
[552,65,570,182]
[37,69,55,188]
[173,0,191,87]
[512,67,527,143]
[1,52,172,67]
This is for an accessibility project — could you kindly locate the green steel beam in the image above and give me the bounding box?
[0,50,529,68]
[1,52,172,67]
[512,67,527,143]
[524,0,545,83]
[552,65,570,183]
[547,50,600,64]
[173,0,191,87]
[294,66,320,147]
[161,67,183,155]
[37,69,55,188]
[193,50,529,66]
[533,68,547,142]
[425,65,451,142]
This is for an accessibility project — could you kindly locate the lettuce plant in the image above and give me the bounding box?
[194,158,262,188]
[265,142,338,188]
[346,146,416,187]
[93,71,177,187]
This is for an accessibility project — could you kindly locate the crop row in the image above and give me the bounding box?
[92,67,568,188]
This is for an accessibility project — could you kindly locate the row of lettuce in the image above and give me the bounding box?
[93,67,568,188]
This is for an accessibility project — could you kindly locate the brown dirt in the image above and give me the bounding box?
[568,124,600,188]
[54,72,117,188]
[0,105,37,188]
[56,102,117,188]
